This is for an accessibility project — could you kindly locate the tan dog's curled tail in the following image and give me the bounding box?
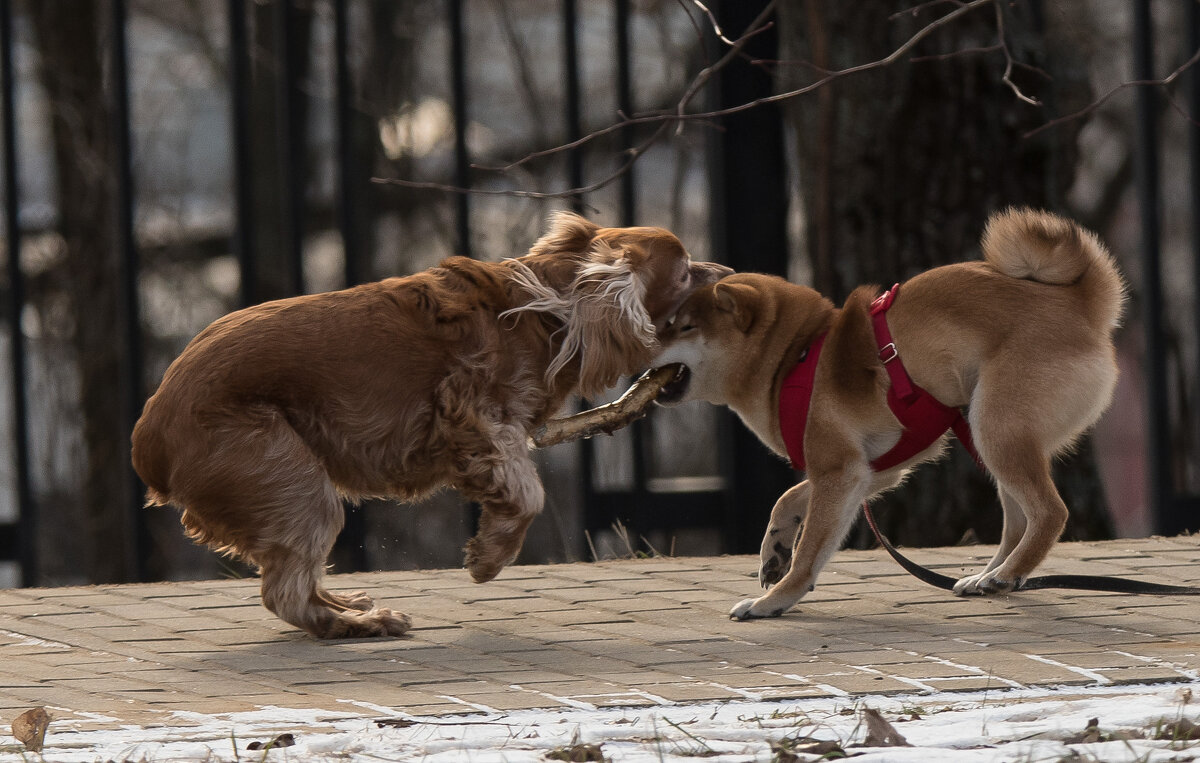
[982,207,1125,333]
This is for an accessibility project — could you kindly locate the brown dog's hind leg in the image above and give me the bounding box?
[185,411,409,639]
[259,545,410,638]
[315,588,375,612]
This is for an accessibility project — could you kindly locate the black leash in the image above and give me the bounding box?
[860,501,1200,596]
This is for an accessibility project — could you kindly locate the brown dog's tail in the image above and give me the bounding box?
[131,405,173,507]
[981,207,1126,333]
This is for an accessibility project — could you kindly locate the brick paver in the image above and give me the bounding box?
[0,537,1197,730]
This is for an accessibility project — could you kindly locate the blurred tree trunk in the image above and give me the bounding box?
[30,2,131,582]
[777,0,1114,546]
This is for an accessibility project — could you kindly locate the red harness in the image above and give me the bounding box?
[778,284,979,473]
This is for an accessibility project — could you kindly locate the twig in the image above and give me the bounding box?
[994,1,1040,105]
[1025,45,1200,138]
[686,0,734,46]
[675,0,780,122]
[528,364,681,448]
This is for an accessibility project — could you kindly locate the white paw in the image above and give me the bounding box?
[729,597,788,621]
[953,570,1022,596]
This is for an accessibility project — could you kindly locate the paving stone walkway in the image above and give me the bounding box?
[1,537,1197,732]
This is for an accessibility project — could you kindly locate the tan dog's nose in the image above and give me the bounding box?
[691,261,734,285]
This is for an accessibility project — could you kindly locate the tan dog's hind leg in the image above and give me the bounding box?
[952,486,1027,591]
[462,424,545,584]
[953,453,1066,595]
[733,460,873,620]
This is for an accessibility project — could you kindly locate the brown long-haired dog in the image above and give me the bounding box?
[653,209,1125,620]
[132,212,730,638]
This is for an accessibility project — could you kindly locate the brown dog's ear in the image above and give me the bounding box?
[713,281,758,333]
[528,211,600,257]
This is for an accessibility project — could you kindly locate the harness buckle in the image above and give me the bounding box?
[879,342,899,364]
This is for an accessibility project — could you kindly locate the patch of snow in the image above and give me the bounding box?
[1,683,1197,762]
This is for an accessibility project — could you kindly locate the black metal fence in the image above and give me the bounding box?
[0,0,795,586]
[0,0,1197,588]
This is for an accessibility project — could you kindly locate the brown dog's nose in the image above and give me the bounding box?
[691,261,734,285]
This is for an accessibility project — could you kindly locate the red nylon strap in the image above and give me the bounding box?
[778,336,824,471]
[778,284,983,473]
[870,284,982,470]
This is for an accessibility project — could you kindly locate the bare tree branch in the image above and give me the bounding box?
[373,0,1196,202]
[1024,44,1200,138]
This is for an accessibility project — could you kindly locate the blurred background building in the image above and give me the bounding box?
[0,0,1196,587]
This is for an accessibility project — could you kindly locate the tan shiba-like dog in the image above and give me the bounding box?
[653,209,1125,620]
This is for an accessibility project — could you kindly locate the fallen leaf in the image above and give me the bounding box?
[11,707,51,752]
[771,738,844,761]
[546,742,606,762]
[375,718,416,728]
[1064,717,1102,744]
[247,732,296,750]
[1156,717,1200,741]
[862,707,910,747]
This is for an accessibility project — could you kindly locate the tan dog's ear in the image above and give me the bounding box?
[713,281,758,333]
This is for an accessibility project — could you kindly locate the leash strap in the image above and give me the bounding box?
[861,501,1200,595]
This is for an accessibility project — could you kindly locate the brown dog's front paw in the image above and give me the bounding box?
[463,538,508,584]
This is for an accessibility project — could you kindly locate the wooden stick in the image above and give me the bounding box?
[530,364,682,448]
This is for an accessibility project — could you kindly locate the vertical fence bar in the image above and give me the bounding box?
[449,0,471,257]
[709,0,793,552]
[276,0,304,294]
[562,0,602,552]
[612,0,652,529]
[333,0,367,571]
[1,0,35,585]
[1132,0,1173,534]
[1188,0,1200,502]
[229,0,256,306]
[614,0,635,227]
[335,0,360,288]
[562,0,583,211]
[111,0,148,581]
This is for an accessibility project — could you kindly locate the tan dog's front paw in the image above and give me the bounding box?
[730,596,791,620]
[759,537,792,589]
[953,571,1023,596]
